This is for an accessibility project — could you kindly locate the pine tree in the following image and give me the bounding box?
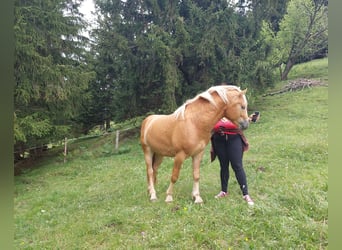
[90,0,289,122]
[14,0,95,157]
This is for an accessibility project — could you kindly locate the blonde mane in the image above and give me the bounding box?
[174,85,241,119]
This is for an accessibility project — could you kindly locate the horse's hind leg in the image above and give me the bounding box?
[144,150,158,201]
[144,151,164,201]
[165,152,186,203]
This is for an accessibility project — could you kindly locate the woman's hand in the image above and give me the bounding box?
[249,112,260,123]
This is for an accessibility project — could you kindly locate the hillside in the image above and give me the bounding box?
[14,58,328,249]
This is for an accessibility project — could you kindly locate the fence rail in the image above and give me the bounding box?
[14,126,140,163]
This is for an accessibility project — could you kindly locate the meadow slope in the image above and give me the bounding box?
[15,59,328,249]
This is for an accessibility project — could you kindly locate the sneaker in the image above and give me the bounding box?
[243,195,254,205]
[215,191,228,198]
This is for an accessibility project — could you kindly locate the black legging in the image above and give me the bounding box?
[212,133,249,196]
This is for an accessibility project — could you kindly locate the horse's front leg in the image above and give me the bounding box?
[165,152,186,203]
[192,151,204,204]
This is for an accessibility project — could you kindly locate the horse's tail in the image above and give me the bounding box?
[140,115,157,146]
[151,153,156,167]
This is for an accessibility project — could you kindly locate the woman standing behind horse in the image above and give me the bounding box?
[140,85,250,204]
[210,112,260,206]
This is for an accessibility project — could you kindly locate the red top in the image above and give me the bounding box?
[213,119,239,135]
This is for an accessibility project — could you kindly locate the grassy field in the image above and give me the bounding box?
[14,59,328,249]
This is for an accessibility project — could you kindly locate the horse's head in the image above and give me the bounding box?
[224,88,249,130]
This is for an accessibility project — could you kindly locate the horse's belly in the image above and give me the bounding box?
[149,140,177,156]
[142,114,208,157]
[149,137,207,157]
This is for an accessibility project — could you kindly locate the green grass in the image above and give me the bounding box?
[287,57,328,81]
[269,58,328,92]
[14,59,328,249]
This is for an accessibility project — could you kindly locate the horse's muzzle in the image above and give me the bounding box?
[239,120,249,130]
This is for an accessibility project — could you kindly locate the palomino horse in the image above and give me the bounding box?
[140,85,249,203]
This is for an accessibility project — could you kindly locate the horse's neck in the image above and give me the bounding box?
[187,98,225,133]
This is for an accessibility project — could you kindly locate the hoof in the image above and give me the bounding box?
[193,196,203,204]
[165,195,173,203]
[150,193,157,202]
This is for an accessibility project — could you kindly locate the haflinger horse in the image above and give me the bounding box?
[140,85,249,204]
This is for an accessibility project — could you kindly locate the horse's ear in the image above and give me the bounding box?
[241,88,247,94]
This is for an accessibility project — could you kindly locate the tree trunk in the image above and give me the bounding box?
[278,64,283,80]
[281,59,294,80]
[105,118,111,131]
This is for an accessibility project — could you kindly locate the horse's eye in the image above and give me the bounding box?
[241,105,246,110]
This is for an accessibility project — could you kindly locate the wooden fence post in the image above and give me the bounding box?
[64,137,68,163]
[115,130,120,151]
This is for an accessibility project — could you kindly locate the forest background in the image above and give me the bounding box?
[13,0,328,159]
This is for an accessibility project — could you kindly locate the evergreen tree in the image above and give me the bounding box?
[14,0,95,157]
[90,0,290,122]
[92,0,181,118]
